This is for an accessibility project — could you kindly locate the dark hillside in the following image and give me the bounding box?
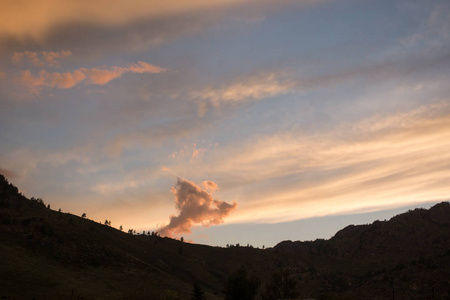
[1,174,449,299]
[273,203,450,299]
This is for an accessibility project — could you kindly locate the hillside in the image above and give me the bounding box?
[0,174,449,299]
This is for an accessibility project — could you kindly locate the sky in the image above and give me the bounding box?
[1,0,450,247]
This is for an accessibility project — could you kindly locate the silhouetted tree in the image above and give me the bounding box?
[191,282,206,300]
[119,225,123,231]
[81,213,87,218]
[262,268,298,300]
[224,266,260,300]
[181,237,184,243]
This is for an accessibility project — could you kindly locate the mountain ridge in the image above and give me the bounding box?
[1,174,449,299]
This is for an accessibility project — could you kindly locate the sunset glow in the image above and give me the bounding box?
[1,0,449,247]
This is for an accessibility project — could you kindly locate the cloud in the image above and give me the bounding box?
[12,50,72,67]
[166,101,450,224]
[203,181,218,193]
[21,69,86,89]
[0,0,324,57]
[19,61,165,90]
[189,51,450,115]
[0,0,306,42]
[41,51,73,67]
[159,178,237,237]
[82,61,165,85]
[193,72,295,108]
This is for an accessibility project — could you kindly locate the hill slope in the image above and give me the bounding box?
[1,174,449,299]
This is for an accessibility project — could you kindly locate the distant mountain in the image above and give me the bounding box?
[1,174,449,299]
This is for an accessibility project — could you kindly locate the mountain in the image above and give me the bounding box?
[0,174,449,299]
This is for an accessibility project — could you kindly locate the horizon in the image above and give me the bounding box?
[1,172,446,248]
[1,0,450,247]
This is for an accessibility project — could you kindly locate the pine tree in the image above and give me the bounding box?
[191,282,206,300]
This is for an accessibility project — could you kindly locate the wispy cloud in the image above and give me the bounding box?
[0,0,320,56]
[159,178,237,237]
[170,102,450,223]
[12,50,72,67]
[193,72,295,107]
[19,61,165,90]
[0,0,312,41]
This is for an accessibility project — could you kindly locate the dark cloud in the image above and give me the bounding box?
[159,178,237,237]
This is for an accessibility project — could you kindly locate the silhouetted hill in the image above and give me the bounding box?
[1,174,449,299]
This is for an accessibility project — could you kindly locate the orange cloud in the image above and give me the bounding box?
[203,181,218,192]
[82,62,165,85]
[169,102,450,224]
[20,61,165,90]
[42,51,72,66]
[12,50,72,67]
[0,0,298,41]
[12,51,44,67]
[159,178,237,237]
[21,69,86,89]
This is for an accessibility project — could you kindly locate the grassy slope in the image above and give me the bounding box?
[1,174,449,299]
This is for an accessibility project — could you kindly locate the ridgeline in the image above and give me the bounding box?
[0,174,449,299]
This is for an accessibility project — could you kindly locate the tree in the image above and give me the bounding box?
[224,266,260,300]
[191,282,206,300]
[81,213,87,218]
[262,268,298,300]
[181,237,184,243]
[119,225,123,231]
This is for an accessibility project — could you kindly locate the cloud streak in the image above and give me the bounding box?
[20,61,165,90]
[12,50,72,67]
[0,0,311,41]
[193,72,295,107]
[159,178,237,237]
[165,102,450,224]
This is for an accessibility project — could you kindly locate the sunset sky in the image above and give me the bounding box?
[1,0,449,247]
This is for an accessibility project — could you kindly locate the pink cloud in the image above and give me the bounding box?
[82,67,123,85]
[159,178,237,237]
[19,61,165,90]
[83,61,165,85]
[202,181,218,192]
[12,50,72,67]
[41,50,72,66]
[21,69,86,89]
[12,51,44,67]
